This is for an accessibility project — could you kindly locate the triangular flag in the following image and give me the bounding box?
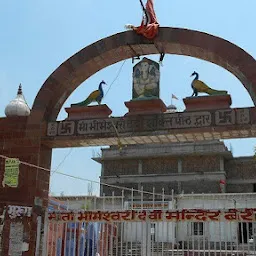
[172,94,178,100]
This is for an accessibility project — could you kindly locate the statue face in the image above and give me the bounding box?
[141,62,149,72]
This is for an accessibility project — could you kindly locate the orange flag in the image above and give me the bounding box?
[133,0,159,40]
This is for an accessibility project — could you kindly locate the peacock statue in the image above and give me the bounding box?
[191,71,228,97]
[71,80,106,107]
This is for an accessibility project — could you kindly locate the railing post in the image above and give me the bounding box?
[35,216,42,256]
[41,212,49,256]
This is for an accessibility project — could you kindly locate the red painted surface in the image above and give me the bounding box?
[65,104,112,120]
[183,95,232,111]
[125,98,167,116]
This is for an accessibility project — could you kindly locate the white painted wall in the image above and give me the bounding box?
[155,222,175,243]
[53,195,256,244]
[123,222,176,243]
[123,222,145,242]
[123,196,256,243]
[123,200,175,243]
[176,196,256,243]
[176,216,238,242]
[176,197,256,210]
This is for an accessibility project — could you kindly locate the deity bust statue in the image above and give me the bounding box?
[132,57,160,100]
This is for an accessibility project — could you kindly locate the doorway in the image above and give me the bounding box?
[150,223,156,242]
[238,223,252,243]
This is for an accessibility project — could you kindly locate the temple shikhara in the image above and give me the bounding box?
[0,1,256,255]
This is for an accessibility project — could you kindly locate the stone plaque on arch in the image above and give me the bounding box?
[132,57,160,100]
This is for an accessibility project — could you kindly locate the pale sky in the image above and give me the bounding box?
[0,1,256,196]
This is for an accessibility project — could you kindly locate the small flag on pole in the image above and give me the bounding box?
[172,94,178,100]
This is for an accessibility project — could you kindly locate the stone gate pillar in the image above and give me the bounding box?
[0,116,51,256]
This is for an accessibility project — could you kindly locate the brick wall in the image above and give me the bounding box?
[142,182,178,196]
[181,180,220,194]
[0,117,51,256]
[104,159,139,176]
[102,183,138,197]
[142,157,178,174]
[101,155,224,196]
[104,157,179,176]
[182,156,220,172]
[227,184,253,193]
[225,157,255,179]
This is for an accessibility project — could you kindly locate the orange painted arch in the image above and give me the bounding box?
[31,27,256,122]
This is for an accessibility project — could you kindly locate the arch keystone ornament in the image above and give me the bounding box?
[1,27,256,256]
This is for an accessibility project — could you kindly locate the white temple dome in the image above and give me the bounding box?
[5,84,31,117]
[166,104,177,113]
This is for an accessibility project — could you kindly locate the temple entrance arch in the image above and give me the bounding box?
[1,27,256,256]
[31,27,256,124]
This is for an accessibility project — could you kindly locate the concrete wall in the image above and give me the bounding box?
[101,141,230,159]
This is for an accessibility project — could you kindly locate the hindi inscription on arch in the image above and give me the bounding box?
[46,108,251,137]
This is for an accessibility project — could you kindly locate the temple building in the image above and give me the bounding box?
[92,57,255,198]
[94,140,255,197]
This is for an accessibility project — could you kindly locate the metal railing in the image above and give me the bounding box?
[42,191,256,256]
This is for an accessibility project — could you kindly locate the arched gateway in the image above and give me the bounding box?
[1,28,256,256]
[32,27,256,122]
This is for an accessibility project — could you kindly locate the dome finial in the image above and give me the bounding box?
[17,83,22,95]
[5,83,30,117]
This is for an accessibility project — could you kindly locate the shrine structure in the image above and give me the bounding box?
[0,26,256,255]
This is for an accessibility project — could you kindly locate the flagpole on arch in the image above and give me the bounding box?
[171,94,179,105]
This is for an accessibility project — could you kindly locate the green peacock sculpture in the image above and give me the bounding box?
[191,71,228,97]
[71,80,107,107]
